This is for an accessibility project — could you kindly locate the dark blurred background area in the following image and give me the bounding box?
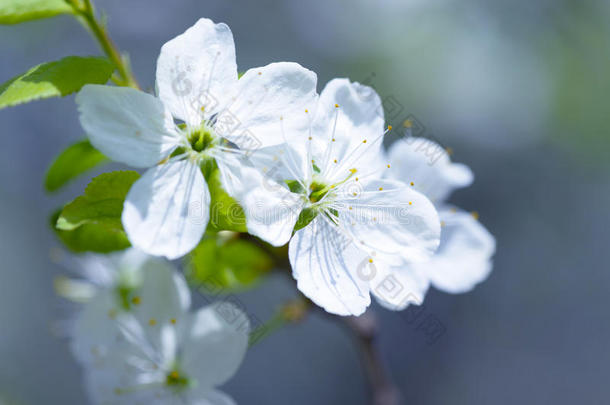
[1,0,609,404]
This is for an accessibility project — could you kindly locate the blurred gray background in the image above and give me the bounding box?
[1,0,609,404]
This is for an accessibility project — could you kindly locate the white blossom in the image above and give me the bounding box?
[76,18,317,259]
[384,137,496,299]
[239,79,441,315]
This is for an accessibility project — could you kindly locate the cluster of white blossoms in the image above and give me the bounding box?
[76,18,495,317]
[59,248,249,405]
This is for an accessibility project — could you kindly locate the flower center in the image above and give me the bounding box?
[308,180,330,203]
[166,369,190,390]
[187,124,216,152]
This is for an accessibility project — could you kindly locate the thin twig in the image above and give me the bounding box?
[69,0,140,88]
[340,312,401,405]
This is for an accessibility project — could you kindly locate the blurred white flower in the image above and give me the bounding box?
[76,17,317,259]
[384,138,496,299]
[83,303,249,405]
[60,249,190,366]
[241,79,440,316]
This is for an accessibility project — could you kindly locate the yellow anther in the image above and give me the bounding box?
[403,119,413,128]
[131,296,141,305]
[387,164,391,168]
[170,318,177,324]
[305,109,309,113]
[387,125,393,131]
[363,139,367,143]
[355,177,359,181]
[330,185,335,188]
[200,106,205,112]
[169,371,179,379]
[333,159,338,163]
[352,192,357,196]
[335,103,339,108]
[349,206,353,210]
[368,258,374,263]
[148,318,157,326]
[379,187,383,191]
[471,211,479,220]
[349,168,358,174]
[410,182,414,186]
[440,220,446,227]
[373,217,377,221]
[280,116,284,121]
[409,202,412,205]
[258,71,262,75]
[332,138,336,142]
[308,136,312,140]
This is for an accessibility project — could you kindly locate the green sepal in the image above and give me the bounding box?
[293,207,317,233]
[285,179,305,194]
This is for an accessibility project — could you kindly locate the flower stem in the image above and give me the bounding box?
[340,312,401,405]
[69,0,140,89]
[249,297,309,347]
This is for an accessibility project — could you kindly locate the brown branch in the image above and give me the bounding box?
[340,312,401,405]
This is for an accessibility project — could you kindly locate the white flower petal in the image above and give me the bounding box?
[241,173,303,247]
[132,256,191,327]
[311,78,385,182]
[194,390,237,405]
[423,207,496,294]
[180,303,249,390]
[218,154,303,246]
[156,18,237,125]
[338,179,441,263]
[246,144,309,184]
[214,152,252,201]
[70,290,122,366]
[224,62,317,148]
[386,138,474,203]
[122,160,209,259]
[289,217,371,316]
[370,261,430,311]
[76,85,179,168]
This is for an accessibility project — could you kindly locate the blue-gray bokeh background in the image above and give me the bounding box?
[1,0,609,404]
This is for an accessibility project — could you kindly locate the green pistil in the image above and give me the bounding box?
[308,180,330,203]
[116,285,134,311]
[188,126,215,152]
[166,370,190,390]
[307,169,357,204]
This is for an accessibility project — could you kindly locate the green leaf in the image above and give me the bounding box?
[206,167,247,232]
[50,209,131,253]
[0,0,73,24]
[188,234,273,291]
[0,56,114,109]
[56,171,139,231]
[45,139,108,192]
